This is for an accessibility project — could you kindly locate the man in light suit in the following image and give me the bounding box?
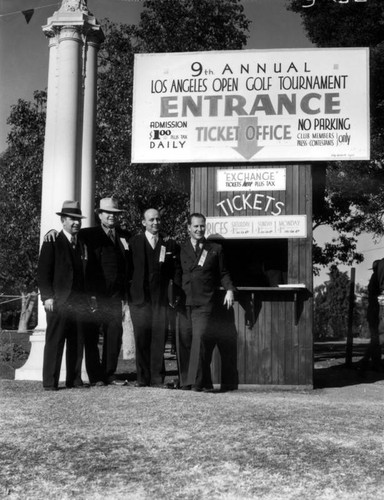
[38,201,89,391]
[177,213,237,392]
[129,208,180,387]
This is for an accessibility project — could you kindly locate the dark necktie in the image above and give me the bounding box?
[70,236,76,250]
[194,242,199,256]
[108,229,115,243]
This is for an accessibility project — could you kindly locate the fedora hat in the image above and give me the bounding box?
[95,197,124,214]
[56,200,85,219]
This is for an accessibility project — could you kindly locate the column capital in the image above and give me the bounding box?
[43,1,104,45]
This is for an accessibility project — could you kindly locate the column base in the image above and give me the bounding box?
[14,329,89,383]
[15,330,45,381]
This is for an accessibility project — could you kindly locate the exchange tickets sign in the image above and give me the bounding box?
[131,48,369,163]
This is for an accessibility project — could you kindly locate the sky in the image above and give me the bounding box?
[0,0,380,287]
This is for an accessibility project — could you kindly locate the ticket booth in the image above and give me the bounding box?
[130,47,369,389]
[191,163,317,388]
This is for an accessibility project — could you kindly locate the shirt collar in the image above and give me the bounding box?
[102,225,115,237]
[63,229,76,242]
[145,231,158,243]
[191,238,204,248]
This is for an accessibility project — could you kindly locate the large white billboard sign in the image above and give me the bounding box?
[132,48,369,163]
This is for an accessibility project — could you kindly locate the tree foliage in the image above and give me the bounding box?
[96,0,250,238]
[96,19,191,239]
[314,266,370,340]
[0,91,45,293]
[137,0,250,53]
[313,265,352,340]
[287,0,384,267]
[0,0,251,294]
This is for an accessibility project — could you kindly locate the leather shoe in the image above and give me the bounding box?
[192,386,215,393]
[150,384,167,389]
[134,381,148,388]
[108,380,128,386]
[43,387,58,391]
[92,381,106,387]
[180,385,191,391]
[72,384,91,389]
[220,384,238,392]
[191,386,202,392]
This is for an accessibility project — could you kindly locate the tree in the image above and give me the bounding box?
[313,265,352,340]
[96,20,191,239]
[0,91,45,294]
[0,0,251,297]
[354,283,370,339]
[18,292,38,332]
[137,0,250,53]
[287,0,384,268]
[96,0,250,238]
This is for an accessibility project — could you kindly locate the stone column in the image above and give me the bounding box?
[15,0,104,381]
[54,26,83,202]
[16,34,60,381]
[81,32,102,228]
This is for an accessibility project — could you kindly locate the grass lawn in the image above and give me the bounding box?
[1,335,384,499]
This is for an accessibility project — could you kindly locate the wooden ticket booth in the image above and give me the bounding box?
[131,48,369,390]
[191,163,315,388]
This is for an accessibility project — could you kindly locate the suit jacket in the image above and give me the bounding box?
[37,231,88,307]
[129,233,180,306]
[81,225,130,299]
[179,239,235,307]
[368,258,384,298]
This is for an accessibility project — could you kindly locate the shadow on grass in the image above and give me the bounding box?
[314,362,384,389]
[3,332,384,391]
[114,353,179,385]
[313,341,384,389]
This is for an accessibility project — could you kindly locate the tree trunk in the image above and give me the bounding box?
[18,292,37,332]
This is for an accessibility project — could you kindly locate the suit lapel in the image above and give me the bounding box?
[184,240,200,269]
[137,233,146,268]
[79,240,88,274]
[115,230,126,254]
[101,225,113,245]
[201,239,209,254]
[186,240,196,260]
[58,231,71,261]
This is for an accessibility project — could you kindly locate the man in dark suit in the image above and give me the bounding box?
[177,212,237,392]
[38,200,90,391]
[82,197,131,385]
[44,196,131,386]
[129,208,180,387]
[359,259,384,373]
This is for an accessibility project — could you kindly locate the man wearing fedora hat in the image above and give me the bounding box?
[82,196,131,385]
[44,196,131,386]
[38,200,90,390]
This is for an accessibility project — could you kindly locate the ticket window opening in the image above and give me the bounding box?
[220,239,288,287]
